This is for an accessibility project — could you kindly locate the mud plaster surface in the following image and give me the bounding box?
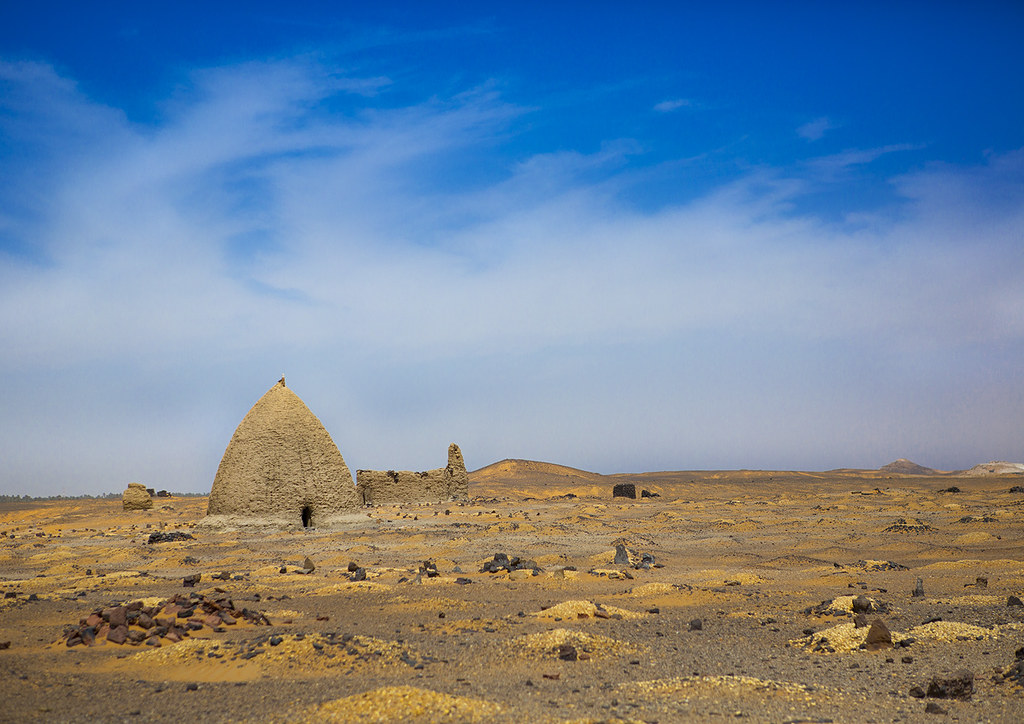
[2,469,1024,722]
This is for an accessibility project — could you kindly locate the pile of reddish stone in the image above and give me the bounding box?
[62,593,271,648]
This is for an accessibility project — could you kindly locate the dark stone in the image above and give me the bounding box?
[924,702,946,714]
[157,490,170,497]
[613,544,630,565]
[147,531,194,544]
[940,486,961,493]
[852,595,872,613]
[269,636,283,646]
[612,483,637,499]
[455,577,472,585]
[350,567,367,582]
[926,669,974,699]
[183,574,201,587]
[1007,595,1024,607]
[302,557,315,572]
[1009,485,1024,493]
[902,656,914,664]
[688,618,702,631]
[348,561,361,572]
[908,685,926,698]
[108,606,127,627]
[864,620,893,650]
[640,489,660,498]
[912,578,925,598]
[146,488,155,496]
[853,613,869,628]
[185,683,198,691]
[802,628,815,636]
[974,576,988,589]
[556,644,577,661]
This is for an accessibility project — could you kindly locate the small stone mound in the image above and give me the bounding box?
[858,559,908,571]
[883,517,936,533]
[793,622,908,654]
[535,600,644,620]
[515,628,633,659]
[805,595,878,616]
[59,593,270,649]
[305,686,503,723]
[122,483,153,511]
[147,531,194,544]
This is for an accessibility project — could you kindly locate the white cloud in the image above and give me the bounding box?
[653,98,692,112]
[1,59,1022,493]
[797,116,835,141]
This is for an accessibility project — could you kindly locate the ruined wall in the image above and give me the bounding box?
[122,483,153,511]
[357,443,469,506]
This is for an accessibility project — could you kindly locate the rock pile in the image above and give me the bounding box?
[122,483,153,511]
[480,552,540,575]
[61,593,271,648]
[147,531,194,544]
[612,483,636,499]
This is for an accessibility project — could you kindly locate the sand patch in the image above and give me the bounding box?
[299,686,504,723]
[535,600,645,620]
[626,675,818,701]
[111,633,424,681]
[953,532,998,544]
[909,621,993,641]
[513,628,635,659]
[626,582,677,597]
[793,622,908,653]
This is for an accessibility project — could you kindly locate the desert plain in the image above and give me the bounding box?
[1,461,1023,723]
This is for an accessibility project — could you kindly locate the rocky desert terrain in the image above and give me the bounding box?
[2,463,1023,722]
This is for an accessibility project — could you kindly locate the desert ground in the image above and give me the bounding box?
[2,462,1023,723]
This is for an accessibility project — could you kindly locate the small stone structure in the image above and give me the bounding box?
[356,444,469,506]
[122,483,153,511]
[206,378,359,527]
[612,483,637,499]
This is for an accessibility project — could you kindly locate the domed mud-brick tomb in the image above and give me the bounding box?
[207,378,359,527]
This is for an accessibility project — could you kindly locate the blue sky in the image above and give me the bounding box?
[1,3,1023,495]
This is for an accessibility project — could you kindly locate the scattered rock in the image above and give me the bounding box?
[147,531,194,544]
[182,574,201,588]
[852,595,872,613]
[912,578,925,598]
[350,567,367,582]
[939,486,961,493]
[640,489,660,498]
[853,613,868,628]
[1007,595,1023,607]
[688,619,702,631]
[863,620,893,650]
[480,553,539,575]
[924,701,946,714]
[926,669,974,700]
[1009,485,1024,493]
[302,557,315,573]
[612,484,636,499]
[908,685,926,698]
[613,544,630,565]
[884,517,935,533]
[556,644,578,661]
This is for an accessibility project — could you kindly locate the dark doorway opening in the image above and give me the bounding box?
[301,506,312,528]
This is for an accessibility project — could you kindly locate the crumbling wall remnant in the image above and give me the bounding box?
[357,443,469,506]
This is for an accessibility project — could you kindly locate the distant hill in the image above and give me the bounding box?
[962,461,1024,476]
[879,459,938,475]
[469,459,604,485]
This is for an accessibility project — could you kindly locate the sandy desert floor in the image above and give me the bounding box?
[1,465,1023,723]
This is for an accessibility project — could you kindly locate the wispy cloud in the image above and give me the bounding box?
[1,58,1022,493]
[797,116,836,141]
[653,98,692,112]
